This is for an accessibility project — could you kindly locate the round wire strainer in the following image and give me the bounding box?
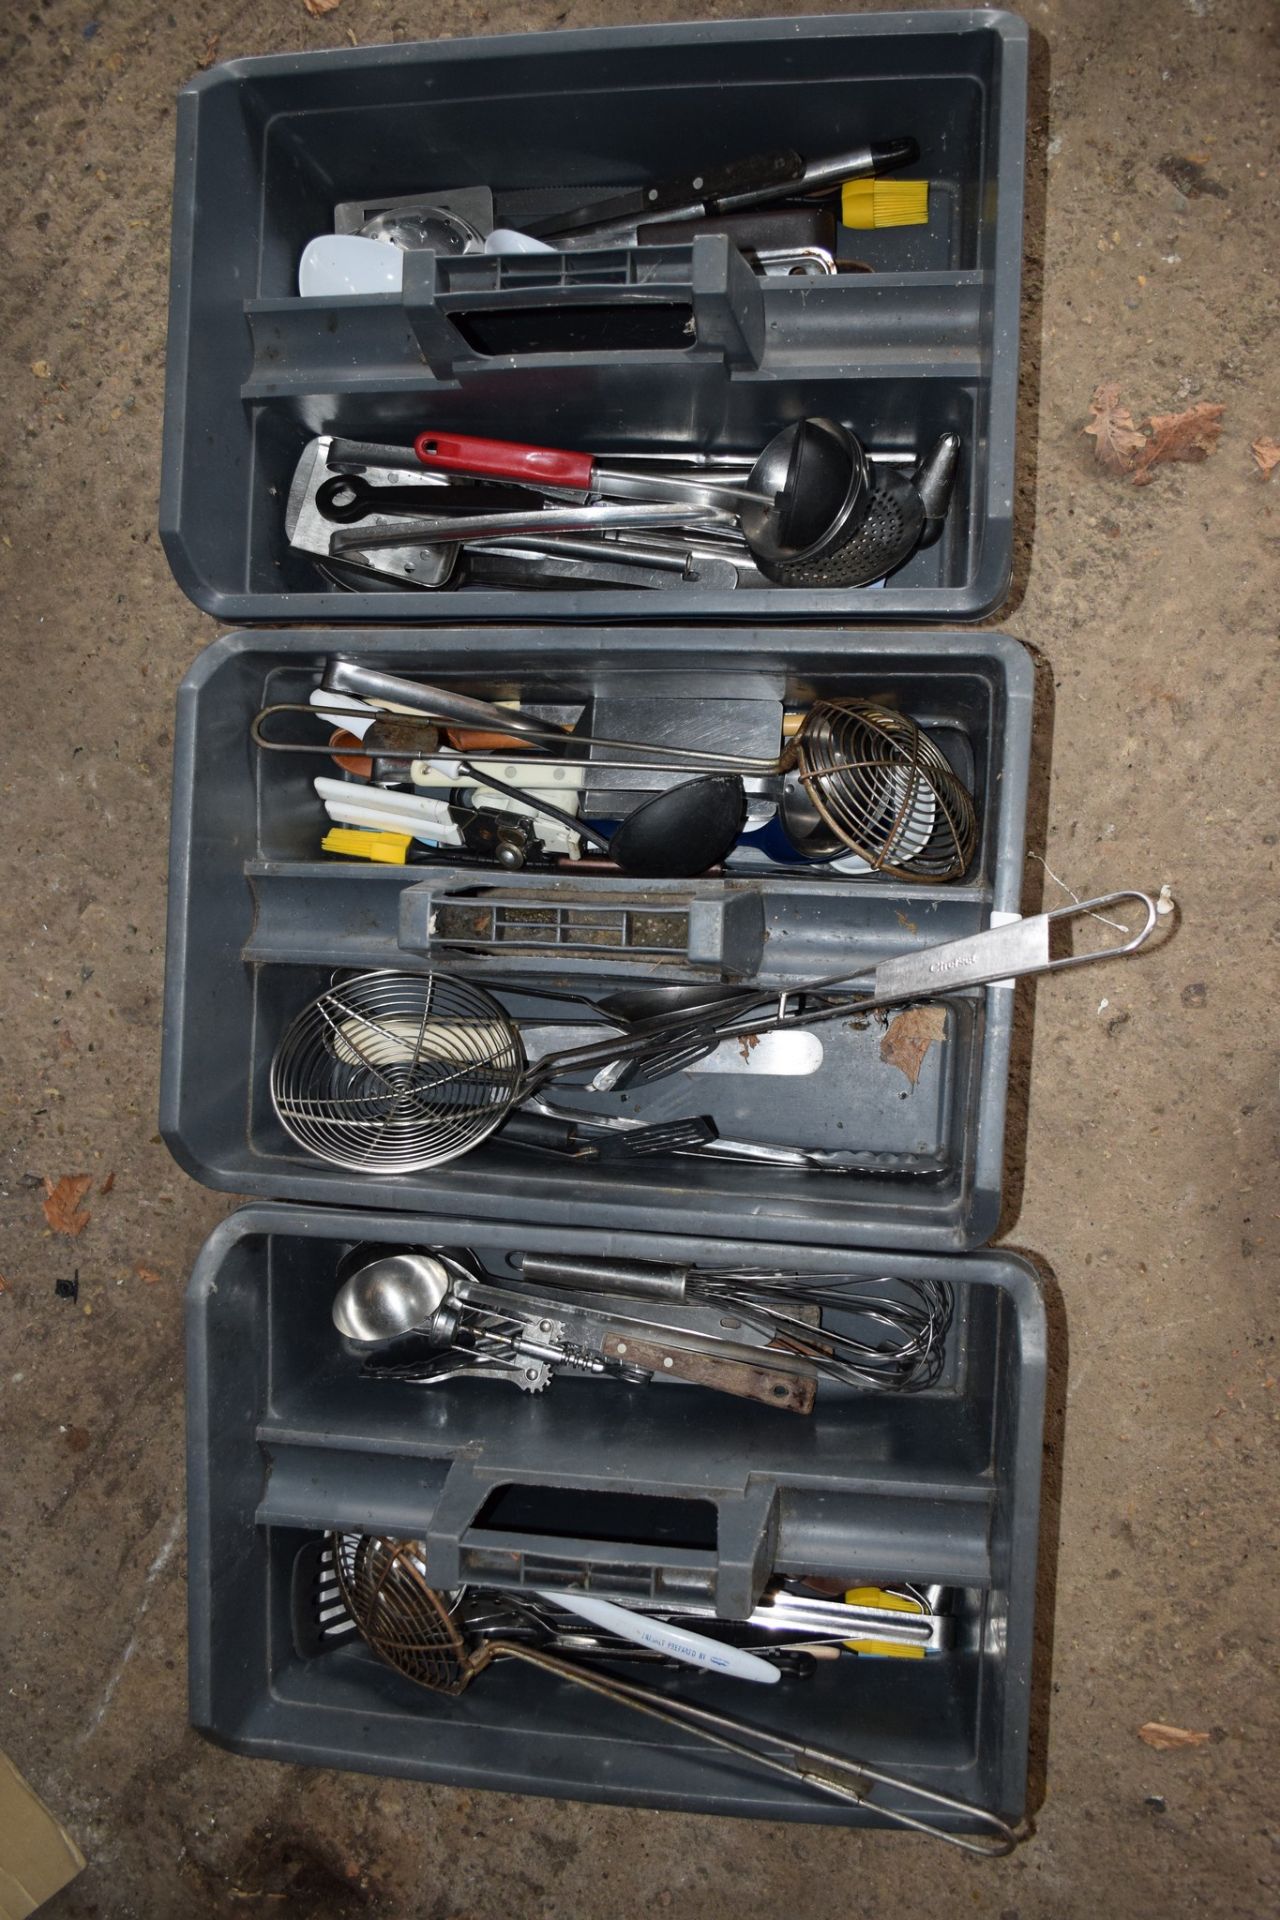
[333,1534,471,1693]
[270,970,526,1173]
[788,700,977,880]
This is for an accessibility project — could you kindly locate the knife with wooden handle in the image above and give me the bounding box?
[601,1331,816,1413]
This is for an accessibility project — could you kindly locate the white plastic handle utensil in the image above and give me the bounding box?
[519,1027,823,1077]
[298,233,405,297]
[315,777,455,826]
[410,754,585,796]
[320,801,463,847]
[315,778,464,847]
[537,1589,780,1684]
[484,227,557,255]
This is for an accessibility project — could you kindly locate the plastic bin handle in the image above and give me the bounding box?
[418,1462,779,1617]
[401,236,765,377]
[414,431,593,492]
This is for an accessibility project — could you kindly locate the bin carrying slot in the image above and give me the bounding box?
[402,235,766,377]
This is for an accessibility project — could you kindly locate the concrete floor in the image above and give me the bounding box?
[1,0,1277,1914]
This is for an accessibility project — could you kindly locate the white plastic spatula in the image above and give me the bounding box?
[537,1588,780,1684]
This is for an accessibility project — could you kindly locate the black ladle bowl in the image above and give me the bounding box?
[738,418,873,567]
[459,761,746,877]
[606,775,747,876]
[757,433,960,589]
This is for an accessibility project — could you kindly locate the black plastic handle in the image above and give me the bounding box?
[498,1110,595,1158]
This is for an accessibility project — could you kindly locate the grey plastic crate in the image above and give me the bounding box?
[186,1204,1046,1831]
[160,626,1033,1251]
[160,10,1028,625]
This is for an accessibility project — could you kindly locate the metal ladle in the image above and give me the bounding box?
[759,432,960,588]
[412,419,871,568]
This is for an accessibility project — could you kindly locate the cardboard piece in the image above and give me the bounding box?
[0,1751,85,1919]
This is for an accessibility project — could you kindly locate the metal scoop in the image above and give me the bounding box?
[332,1251,452,1342]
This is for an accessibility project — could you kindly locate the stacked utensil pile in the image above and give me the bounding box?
[255,659,979,876]
[266,897,1159,1176]
[286,135,954,594]
[300,137,926,288]
[304,1531,1021,1854]
[330,1244,953,1407]
[286,424,960,596]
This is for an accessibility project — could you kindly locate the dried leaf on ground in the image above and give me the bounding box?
[31,360,51,379]
[42,1174,92,1237]
[197,33,220,68]
[1138,1721,1211,1751]
[0,1274,8,1293]
[136,1264,163,1285]
[302,0,343,15]
[1131,402,1225,485]
[1156,155,1228,201]
[1083,382,1146,476]
[880,1005,948,1087]
[99,1170,116,1195]
[1251,436,1280,479]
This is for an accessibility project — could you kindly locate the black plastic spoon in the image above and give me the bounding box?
[459,760,747,878]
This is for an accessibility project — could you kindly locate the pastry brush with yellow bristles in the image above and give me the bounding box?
[841,177,930,229]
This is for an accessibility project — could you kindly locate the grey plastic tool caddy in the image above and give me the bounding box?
[164,9,1045,1837]
[159,9,1028,623]
[160,626,1034,1253]
[186,1204,1046,1831]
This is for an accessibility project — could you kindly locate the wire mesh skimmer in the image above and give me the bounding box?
[786,700,978,879]
[331,1532,1021,1855]
[270,972,526,1172]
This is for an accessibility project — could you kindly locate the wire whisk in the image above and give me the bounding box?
[690,1268,952,1391]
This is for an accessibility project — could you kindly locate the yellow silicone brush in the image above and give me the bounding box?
[841,178,929,230]
[321,827,413,865]
[842,1586,928,1659]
